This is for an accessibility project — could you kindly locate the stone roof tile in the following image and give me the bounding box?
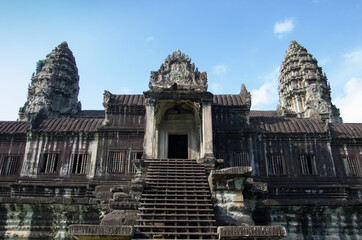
[251,117,326,134]
[36,118,103,132]
[212,94,248,106]
[75,110,105,118]
[0,121,30,134]
[249,111,277,117]
[330,123,362,139]
[108,94,249,107]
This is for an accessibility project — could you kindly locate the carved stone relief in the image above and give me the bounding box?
[149,50,208,92]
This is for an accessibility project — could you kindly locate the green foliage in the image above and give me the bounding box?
[36,59,45,72]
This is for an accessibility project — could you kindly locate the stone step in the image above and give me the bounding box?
[140,198,211,203]
[133,231,218,237]
[133,239,216,240]
[141,193,211,198]
[146,186,210,190]
[146,161,199,164]
[147,170,205,173]
[146,172,206,176]
[140,202,213,207]
[143,189,210,193]
[148,164,205,171]
[146,177,207,181]
[145,177,207,181]
[147,165,203,169]
[136,219,216,223]
[144,159,198,163]
[137,213,215,217]
[134,225,217,230]
[147,164,204,168]
[138,207,214,212]
[135,158,216,239]
[145,181,209,186]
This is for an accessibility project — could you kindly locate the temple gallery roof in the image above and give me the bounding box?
[1,97,362,136]
[1,114,362,137]
[330,123,362,139]
[107,94,250,107]
[0,118,103,134]
[0,121,30,134]
[250,117,327,134]
[36,118,103,132]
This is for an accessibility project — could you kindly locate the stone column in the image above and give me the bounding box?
[201,101,214,159]
[143,98,156,159]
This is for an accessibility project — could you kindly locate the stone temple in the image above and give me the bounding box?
[0,41,360,239]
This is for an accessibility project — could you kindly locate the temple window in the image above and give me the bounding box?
[267,154,286,176]
[107,151,125,173]
[0,155,21,175]
[299,155,317,175]
[232,152,250,167]
[214,151,224,161]
[129,151,143,173]
[343,156,362,177]
[214,151,226,167]
[70,153,90,175]
[39,153,59,174]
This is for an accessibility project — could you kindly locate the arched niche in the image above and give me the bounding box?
[155,100,201,159]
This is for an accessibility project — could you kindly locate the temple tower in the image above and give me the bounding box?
[277,40,342,123]
[18,42,81,121]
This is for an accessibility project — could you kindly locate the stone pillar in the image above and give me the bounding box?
[201,101,214,159]
[143,98,156,159]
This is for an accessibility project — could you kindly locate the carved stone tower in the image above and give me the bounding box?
[18,42,81,121]
[277,40,342,123]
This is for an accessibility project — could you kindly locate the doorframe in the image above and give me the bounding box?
[167,130,189,159]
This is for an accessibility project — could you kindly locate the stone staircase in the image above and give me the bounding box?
[133,159,218,240]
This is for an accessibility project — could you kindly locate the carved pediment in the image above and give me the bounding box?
[149,50,208,92]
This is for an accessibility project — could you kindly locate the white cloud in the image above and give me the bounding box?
[274,18,296,39]
[144,36,155,45]
[344,49,362,64]
[212,65,228,75]
[120,88,132,94]
[251,68,279,110]
[334,77,362,123]
[210,82,224,94]
[318,58,329,67]
[331,48,362,91]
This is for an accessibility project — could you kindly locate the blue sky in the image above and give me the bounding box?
[0,0,361,122]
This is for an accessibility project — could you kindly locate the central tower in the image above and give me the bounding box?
[142,50,214,160]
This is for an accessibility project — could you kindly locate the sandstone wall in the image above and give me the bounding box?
[0,203,100,239]
[253,205,361,240]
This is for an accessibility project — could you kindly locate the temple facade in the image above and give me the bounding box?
[0,41,360,239]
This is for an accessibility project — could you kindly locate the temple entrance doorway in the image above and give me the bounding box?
[155,101,201,160]
[168,134,188,159]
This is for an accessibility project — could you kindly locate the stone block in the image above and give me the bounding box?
[96,191,113,201]
[218,226,286,239]
[95,185,117,193]
[69,225,133,239]
[113,192,130,201]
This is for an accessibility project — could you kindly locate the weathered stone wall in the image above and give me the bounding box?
[250,135,337,179]
[212,115,361,239]
[95,130,144,177]
[331,144,362,183]
[252,205,361,240]
[0,141,26,156]
[213,132,251,168]
[0,203,100,239]
[20,133,99,178]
